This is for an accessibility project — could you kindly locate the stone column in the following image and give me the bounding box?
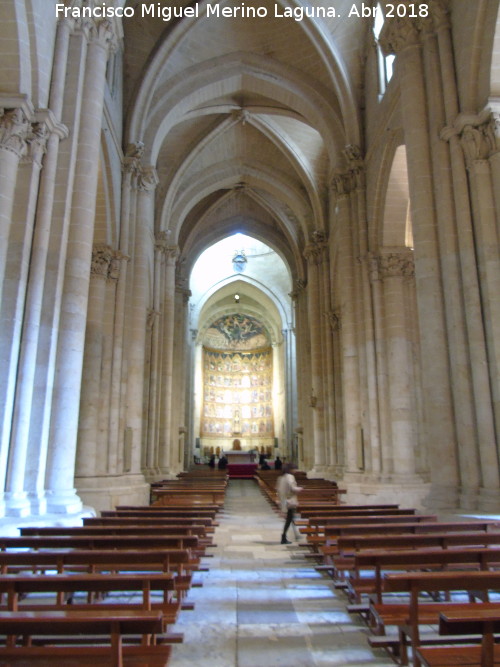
[46,19,117,513]
[124,166,158,477]
[0,105,31,512]
[378,250,416,476]
[346,146,381,475]
[282,326,297,461]
[319,236,335,468]
[148,232,168,476]
[289,280,308,468]
[367,253,391,475]
[326,308,344,471]
[75,245,113,478]
[1,121,49,516]
[420,5,485,508]
[0,106,31,297]
[159,245,180,473]
[172,282,190,471]
[458,116,500,487]
[331,173,362,474]
[304,232,327,472]
[107,145,141,465]
[381,15,458,507]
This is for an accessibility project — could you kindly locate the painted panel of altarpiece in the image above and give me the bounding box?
[201,314,274,439]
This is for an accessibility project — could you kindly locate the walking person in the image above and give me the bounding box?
[276,463,303,544]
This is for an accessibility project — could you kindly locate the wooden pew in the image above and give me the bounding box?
[346,546,500,605]
[320,531,500,584]
[151,489,225,506]
[0,609,171,666]
[20,524,213,552]
[21,525,208,538]
[298,507,417,519]
[84,516,216,533]
[0,547,197,577]
[0,534,199,552]
[303,517,441,551]
[0,572,176,612]
[371,570,500,666]
[314,520,499,553]
[416,608,500,666]
[111,505,219,517]
[335,530,500,557]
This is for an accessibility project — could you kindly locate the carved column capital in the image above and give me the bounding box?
[379,10,423,55]
[123,142,145,177]
[289,278,306,300]
[91,244,114,279]
[329,170,354,199]
[441,109,500,163]
[377,249,415,280]
[22,121,50,167]
[0,107,31,159]
[428,0,450,31]
[88,18,119,54]
[108,250,129,281]
[304,231,328,266]
[138,165,159,192]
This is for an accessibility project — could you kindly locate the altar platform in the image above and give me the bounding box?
[227,463,259,479]
[225,451,254,465]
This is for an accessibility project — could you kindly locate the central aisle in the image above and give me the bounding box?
[169,479,393,667]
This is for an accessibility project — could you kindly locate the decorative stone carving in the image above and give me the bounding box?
[428,0,450,31]
[330,170,354,198]
[459,116,499,164]
[326,309,341,332]
[88,18,118,54]
[91,245,114,279]
[232,108,250,125]
[123,142,144,176]
[108,250,128,281]
[289,278,306,301]
[378,250,415,280]
[365,252,381,284]
[0,108,30,158]
[138,165,159,192]
[304,230,328,266]
[22,121,50,167]
[379,15,421,55]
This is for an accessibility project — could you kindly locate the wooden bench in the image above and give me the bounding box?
[346,547,500,605]
[84,516,216,532]
[0,572,176,612]
[298,507,417,519]
[0,534,200,552]
[0,609,171,666]
[110,506,219,517]
[151,489,225,506]
[315,520,499,552]
[416,608,500,666]
[325,532,500,581]
[20,524,213,552]
[372,570,500,666]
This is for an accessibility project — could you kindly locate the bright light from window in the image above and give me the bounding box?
[373,3,384,38]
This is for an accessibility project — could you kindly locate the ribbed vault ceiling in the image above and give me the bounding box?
[123,0,368,280]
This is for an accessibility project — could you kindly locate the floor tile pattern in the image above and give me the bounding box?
[169,479,394,667]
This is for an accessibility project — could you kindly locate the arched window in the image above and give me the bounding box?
[373,3,395,95]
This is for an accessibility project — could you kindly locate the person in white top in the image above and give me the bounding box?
[276,463,303,544]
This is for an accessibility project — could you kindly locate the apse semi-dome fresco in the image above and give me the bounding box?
[203,314,270,351]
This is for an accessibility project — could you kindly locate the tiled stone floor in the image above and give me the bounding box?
[168,479,394,667]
